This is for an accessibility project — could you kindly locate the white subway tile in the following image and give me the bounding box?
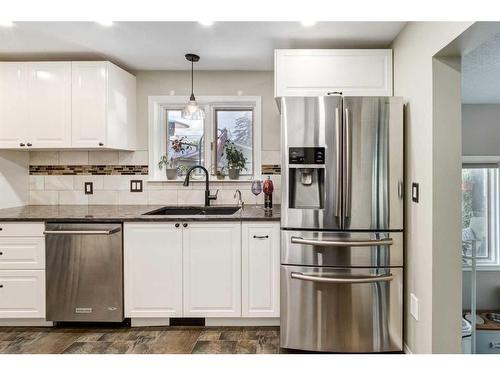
[118,191,148,205]
[29,151,58,165]
[45,176,74,190]
[103,175,145,191]
[177,190,205,205]
[59,151,89,165]
[88,191,119,205]
[74,175,104,191]
[29,191,58,205]
[59,191,88,205]
[147,190,178,205]
[89,151,119,165]
[29,176,45,191]
[118,151,148,165]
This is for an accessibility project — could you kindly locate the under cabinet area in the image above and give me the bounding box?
[274,49,393,97]
[0,61,136,150]
[0,222,46,319]
[123,221,280,321]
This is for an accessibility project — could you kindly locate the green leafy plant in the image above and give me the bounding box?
[223,140,247,171]
[158,155,176,170]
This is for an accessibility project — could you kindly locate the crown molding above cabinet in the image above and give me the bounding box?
[0,61,136,151]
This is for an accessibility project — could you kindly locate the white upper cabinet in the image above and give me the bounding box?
[27,62,72,148]
[72,62,136,150]
[274,49,393,97]
[0,63,28,148]
[0,61,136,150]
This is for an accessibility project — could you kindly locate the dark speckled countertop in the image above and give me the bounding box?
[0,204,280,223]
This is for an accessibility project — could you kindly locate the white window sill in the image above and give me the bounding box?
[147,178,257,183]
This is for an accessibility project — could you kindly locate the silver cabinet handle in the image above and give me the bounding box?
[490,342,500,349]
[44,229,120,235]
[290,236,393,247]
[291,272,393,284]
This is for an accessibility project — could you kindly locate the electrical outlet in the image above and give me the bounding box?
[84,182,93,195]
[130,180,143,193]
[410,293,419,321]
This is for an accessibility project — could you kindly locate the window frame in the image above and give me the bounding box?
[148,95,262,182]
[462,157,500,270]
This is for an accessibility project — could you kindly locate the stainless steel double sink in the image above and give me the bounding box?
[142,206,241,216]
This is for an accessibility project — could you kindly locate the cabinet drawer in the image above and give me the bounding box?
[0,222,45,237]
[0,237,45,269]
[0,270,45,318]
[476,331,500,354]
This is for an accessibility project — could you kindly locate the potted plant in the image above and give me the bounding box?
[223,140,247,180]
[158,156,178,180]
[215,166,226,180]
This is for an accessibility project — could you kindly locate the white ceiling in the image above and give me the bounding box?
[462,32,500,103]
[0,22,405,71]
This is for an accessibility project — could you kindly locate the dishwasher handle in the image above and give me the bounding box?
[44,228,121,235]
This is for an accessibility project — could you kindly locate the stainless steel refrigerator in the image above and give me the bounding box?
[280,96,404,353]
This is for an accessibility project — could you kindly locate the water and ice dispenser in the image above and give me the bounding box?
[288,147,325,209]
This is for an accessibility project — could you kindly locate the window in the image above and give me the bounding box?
[149,96,261,181]
[214,108,253,175]
[462,163,500,267]
[166,109,204,176]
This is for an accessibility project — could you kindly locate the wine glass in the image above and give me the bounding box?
[251,180,262,196]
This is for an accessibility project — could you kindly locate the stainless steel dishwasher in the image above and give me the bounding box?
[45,223,123,322]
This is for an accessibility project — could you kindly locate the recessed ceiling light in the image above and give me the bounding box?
[198,21,214,27]
[300,21,317,27]
[96,21,114,27]
[0,21,14,27]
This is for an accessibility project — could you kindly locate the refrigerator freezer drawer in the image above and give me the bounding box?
[281,230,403,267]
[280,265,403,353]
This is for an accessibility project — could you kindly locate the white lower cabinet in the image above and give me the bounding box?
[241,222,280,317]
[183,222,241,317]
[0,270,45,318]
[123,220,279,321]
[124,223,183,317]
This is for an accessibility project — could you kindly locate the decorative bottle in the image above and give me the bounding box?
[263,176,274,212]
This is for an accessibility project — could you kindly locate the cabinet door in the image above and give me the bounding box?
[0,237,45,270]
[242,222,280,317]
[275,49,392,97]
[183,222,241,317]
[27,62,71,148]
[124,223,183,318]
[0,270,45,318]
[0,63,28,148]
[71,62,107,148]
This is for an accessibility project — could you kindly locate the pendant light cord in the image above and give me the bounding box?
[190,60,195,100]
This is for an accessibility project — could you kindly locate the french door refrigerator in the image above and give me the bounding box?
[280,96,404,353]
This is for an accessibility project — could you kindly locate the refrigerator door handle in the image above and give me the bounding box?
[398,181,404,200]
[290,236,393,247]
[344,107,352,219]
[291,272,393,284]
[335,106,342,219]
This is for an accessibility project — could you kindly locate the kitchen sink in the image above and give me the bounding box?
[142,206,241,216]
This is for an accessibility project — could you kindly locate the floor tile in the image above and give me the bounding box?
[191,340,237,354]
[62,342,112,354]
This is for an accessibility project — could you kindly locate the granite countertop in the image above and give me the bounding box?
[0,204,281,223]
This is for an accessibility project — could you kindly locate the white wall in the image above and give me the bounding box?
[0,151,29,208]
[462,104,500,156]
[391,21,473,354]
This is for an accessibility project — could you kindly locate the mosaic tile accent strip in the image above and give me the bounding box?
[30,165,149,176]
[261,164,281,175]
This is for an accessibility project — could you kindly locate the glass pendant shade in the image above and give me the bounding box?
[182,53,205,120]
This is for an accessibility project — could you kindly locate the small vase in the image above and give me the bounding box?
[228,168,240,180]
[166,168,178,180]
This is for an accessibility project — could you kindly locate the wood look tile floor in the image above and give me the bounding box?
[0,326,280,354]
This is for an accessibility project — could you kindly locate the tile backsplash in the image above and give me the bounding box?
[28,151,281,206]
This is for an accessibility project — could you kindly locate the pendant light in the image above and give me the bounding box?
[182,53,205,120]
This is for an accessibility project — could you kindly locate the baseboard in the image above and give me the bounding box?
[130,318,170,327]
[0,318,53,327]
[205,318,280,326]
[404,342,413,354]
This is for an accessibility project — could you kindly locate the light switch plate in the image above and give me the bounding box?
[412,182,419,203]
[410,293,419,321]
[130,180,143,193]
[84,182,93,195]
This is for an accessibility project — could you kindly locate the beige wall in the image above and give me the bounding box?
[392,21,473,353]
[135,70,280,151]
